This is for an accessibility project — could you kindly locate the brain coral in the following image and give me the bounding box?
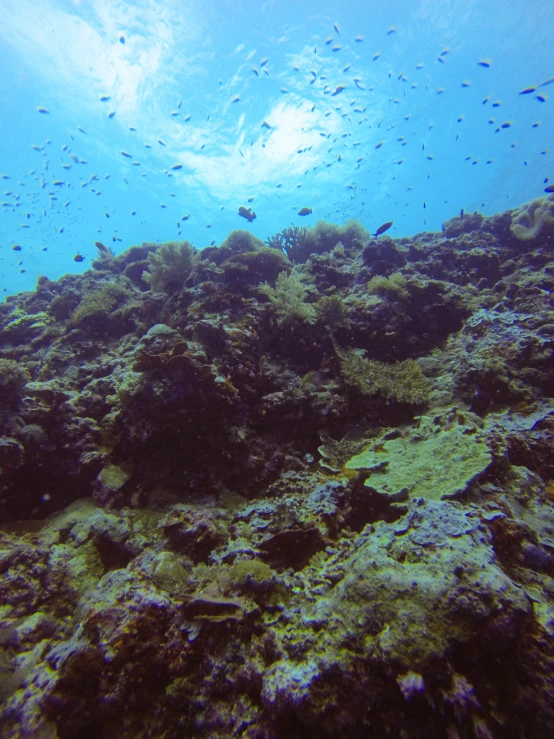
[510,193,554,240]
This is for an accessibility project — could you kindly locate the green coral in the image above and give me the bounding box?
[315,295,349,327]
[510,194,554,240]
[259,270,316,325]
[142,240,196,292]
[72,282,129,326]
[282,219,369,263]
[367,272,409,300]
[220,230,265,253]
[337,346,430,404]
[0,358,30,396]
[344,409,492,504]
[1,310,50,342]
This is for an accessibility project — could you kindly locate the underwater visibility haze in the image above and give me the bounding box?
[0,0,553,294]
[2,1,554,737]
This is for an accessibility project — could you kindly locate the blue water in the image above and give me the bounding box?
[0,0,552,298]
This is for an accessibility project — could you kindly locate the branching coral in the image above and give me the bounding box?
[315,295,349,327]
[259,270,316,325]
[142,240,196,292]
[266,226,308,260]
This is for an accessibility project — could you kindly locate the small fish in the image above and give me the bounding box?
[73,253,85,262]
[535,93,548,102]
[12,244,22,251]
[387,26,396,34]
[131,211,136,215]
[477,58,492,67]
[325,36,333,45]
[262,120,272,129]
[171,163,183,170]
[252,67,259,76]
[53,180,64,186]
[539,77,554,87]
[184,114,191,122]
[373,52,381,61]
[119,34,125,44]
[545,184,554,193]
[500,120,513,128]
[247,197,254,202]
[260,57,268,66]
[100,95,111,102]
[332,85,346,96]
[355,35,364,42]
[374,221,393,236]
[375,141,383,149]
[519,85,537,95]
[298,207,312,216]
[108,111,115,119]
[129,126,136,131]
[121,150,132,158]
[238,206,256,221]
[461,80,471,87]
[36,106,49,114]
[77,126,87,134]
[158,139,166,146]
[332,45,342,52]
[182,214,190,220]
[333,22,340,34]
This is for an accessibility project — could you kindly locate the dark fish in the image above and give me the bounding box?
[119,34,125,44]
[374,221,393,236]
[298,207,312,216]
[100,95,111,102]
[238,206,256,222]
[121,150,132,158]
[545,184,554,193]
[74,253,85,262]
[12,244,22,251]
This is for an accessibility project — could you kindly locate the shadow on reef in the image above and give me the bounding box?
[1,198,554,737]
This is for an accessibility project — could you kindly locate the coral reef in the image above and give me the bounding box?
[510,193,554,240]
[142,240,196,292]
[1,200,554,737]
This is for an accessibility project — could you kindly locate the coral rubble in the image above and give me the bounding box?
[1,204,554,737]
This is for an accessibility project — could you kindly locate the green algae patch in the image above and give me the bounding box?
[345,409,492,503]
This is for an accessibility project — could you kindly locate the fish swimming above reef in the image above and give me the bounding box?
[374,221,393,236]
[73,253,85,262]
[298,207,312,216]
[238,206,256,222]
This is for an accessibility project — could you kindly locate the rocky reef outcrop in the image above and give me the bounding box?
[1,202,554,737]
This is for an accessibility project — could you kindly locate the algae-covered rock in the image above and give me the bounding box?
[314,498,531,667]
[345,408,491,503]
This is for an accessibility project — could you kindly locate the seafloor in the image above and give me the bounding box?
[0,195,554,738]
